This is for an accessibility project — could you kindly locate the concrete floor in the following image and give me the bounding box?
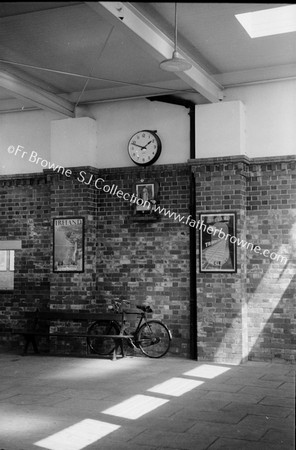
[0,351,295,450]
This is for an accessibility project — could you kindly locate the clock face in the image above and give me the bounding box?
[128,130,161,166]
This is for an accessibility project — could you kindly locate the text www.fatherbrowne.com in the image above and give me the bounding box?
[153,205,287,265]
[7,145,288,265]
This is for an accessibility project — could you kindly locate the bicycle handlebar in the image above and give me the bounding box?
[108,299,153,314]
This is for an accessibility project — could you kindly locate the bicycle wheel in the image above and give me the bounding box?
[136,320,171,358]
[87,320,120,355]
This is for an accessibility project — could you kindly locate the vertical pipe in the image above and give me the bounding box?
[147,95,197,359]
[189,105,197,359]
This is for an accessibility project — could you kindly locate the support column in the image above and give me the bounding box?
[191,156,249,364]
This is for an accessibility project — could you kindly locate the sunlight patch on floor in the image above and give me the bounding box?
[183,364,231,379]
[34,419,120,450]
[147,377,204,396]
[102,394,169,419]
[0,409,54,436]
[41,357,146,381]
[30,361,238,448]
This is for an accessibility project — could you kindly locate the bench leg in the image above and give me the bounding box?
[111,341,120,361]
[111,339,125,361]
[120,339,125,357]
[23,334,39,355]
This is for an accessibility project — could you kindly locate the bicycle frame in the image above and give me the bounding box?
[109,301,150,335]
[98,300,171,358]
[120,310,148,344]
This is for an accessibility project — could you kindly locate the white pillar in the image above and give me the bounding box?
[195,101,246,158]
[51,117,97,167]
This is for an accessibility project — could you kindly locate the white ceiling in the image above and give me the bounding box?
[0,2,294,115]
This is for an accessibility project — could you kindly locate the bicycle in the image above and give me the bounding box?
[87,300,172,358]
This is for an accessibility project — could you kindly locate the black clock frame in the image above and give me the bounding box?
[128,130,162,167]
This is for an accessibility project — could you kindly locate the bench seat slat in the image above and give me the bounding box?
[23,312,123,321]
[12,331,133,339]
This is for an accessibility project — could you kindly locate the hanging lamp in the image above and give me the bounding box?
[160,3,192,72]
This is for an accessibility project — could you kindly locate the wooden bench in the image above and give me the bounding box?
[11,309,134,360]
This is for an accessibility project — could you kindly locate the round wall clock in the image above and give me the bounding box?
[128,130,162,166]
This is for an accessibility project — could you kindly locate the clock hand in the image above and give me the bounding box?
[132,143,145,149]
[141,140,153,150]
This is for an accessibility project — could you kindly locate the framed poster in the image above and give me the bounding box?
[53,217,84,273]
[134,181,159,214]
[199,212,237,273]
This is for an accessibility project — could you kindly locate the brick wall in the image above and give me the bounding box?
[95,164,191,357]
[0,164,192,357]
[49,169,98,310]
[0,157,295,362]
[0,174,50,347]
[191,155,296,364]
[246,158,296,363]
[191,157,248,363]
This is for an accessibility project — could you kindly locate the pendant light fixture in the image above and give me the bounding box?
[160,3,192,72]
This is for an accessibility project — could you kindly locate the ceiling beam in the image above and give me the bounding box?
[0,70,75,117]
[214,63,296,87]
[86,1,223,103]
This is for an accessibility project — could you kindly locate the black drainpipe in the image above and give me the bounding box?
[147,95,197,360]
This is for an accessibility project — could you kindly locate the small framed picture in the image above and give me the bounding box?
[53,217,84,273]
[199,212,237,273]
[134,181,159,214]
[0,251,7,271]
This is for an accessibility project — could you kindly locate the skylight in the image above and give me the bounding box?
[235,5,296,38]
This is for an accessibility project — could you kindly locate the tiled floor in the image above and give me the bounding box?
[0,352,294,450]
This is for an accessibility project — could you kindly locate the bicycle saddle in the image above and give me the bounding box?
[136,305,153,313]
